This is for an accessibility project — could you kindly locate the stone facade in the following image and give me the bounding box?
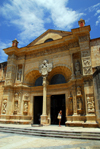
[0,19,100,127]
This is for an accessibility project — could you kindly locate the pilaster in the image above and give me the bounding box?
[72,87,77,116]
[5,54,17,86]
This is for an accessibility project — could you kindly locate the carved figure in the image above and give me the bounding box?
[17,69,22,81]
[87,97,95,113]
[75,60,81,76]
[14,101,18,111]
[24,102,28,112]
[15,93,19,99]
[2,100,7,114]
[39,60,52,76]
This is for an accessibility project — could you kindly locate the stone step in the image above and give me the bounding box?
[1,127,100,137]
[0,126,100,140]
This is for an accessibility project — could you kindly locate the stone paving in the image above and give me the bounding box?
[0,124,100,149]
[0,132,100,149]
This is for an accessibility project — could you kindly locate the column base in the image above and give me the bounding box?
[73,113,78,116]
[40,115,48,125]
[85,114,96,123]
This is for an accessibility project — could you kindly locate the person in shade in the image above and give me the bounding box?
[58,110,62,127]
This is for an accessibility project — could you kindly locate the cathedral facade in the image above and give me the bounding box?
[0,19,100,127]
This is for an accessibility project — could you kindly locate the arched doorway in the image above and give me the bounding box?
[50,74,66,125]
[51,94,65,125]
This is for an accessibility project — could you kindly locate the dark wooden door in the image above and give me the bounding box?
[34,96,43,124]
[51,94,65,125]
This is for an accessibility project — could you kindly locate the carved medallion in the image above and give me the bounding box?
[83,67,91,75]
[2,99,7,114]
[87,96,95,113]
[39,60,52,76]
[82,58,91,67]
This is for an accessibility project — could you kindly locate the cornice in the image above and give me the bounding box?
[3,26,91,57]
[3,35,78,57]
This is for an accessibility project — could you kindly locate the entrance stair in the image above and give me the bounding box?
[0,126,100,140]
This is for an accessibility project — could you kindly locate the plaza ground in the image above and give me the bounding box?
[0,124,100,149]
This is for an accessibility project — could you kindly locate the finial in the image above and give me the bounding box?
[12,39,19,47]
[78,18,85,27]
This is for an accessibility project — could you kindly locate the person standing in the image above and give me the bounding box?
[58,110,62,127]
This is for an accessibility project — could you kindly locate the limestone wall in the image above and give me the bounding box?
[91,45,100,68]
[91,38,100,68]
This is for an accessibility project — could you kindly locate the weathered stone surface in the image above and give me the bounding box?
[0,20,100,127]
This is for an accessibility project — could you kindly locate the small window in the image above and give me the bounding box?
[44,38,53,43]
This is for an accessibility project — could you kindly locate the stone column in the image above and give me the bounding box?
[47,95,51,124]
[65,92,69,117]
[39,60,52,125]
[41,77,48,125]
[42,76,47,115]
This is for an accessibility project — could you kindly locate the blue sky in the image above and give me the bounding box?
[0,0,100,63]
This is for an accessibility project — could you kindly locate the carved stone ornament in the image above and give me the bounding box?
[75,60,81,76]
[39,60,52,76]
[68,42,79,48]
[77,86,81,96]
[82,58,91,67]
[8,54,17,60]
[2,99,7,114]
[81,50,90,57]
[17,69,22,81]
[14,93,19,99]
[24,94,29,100]
[23,101,28,112]
[6,73,11,78]
[79,35,89,42]
[87,97,95,113]
[14,101,18,111]
[83,67,91,75]
[5,79,12,85]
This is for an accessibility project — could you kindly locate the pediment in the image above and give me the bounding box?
[27,29,72,47]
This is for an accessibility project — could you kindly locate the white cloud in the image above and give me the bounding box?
[87,3,100,26]
[0,41,11,63]
[96,16,100,25]
[88,3,100,12]
[0,0,83,43]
